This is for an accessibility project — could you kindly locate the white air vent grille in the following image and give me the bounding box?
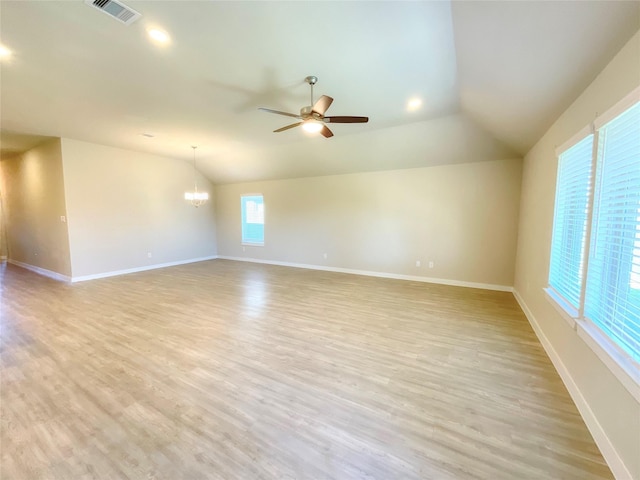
[84,0,141,25]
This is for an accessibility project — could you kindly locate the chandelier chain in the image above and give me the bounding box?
[184,145,208,207]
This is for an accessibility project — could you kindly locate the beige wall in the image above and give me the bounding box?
[61,139,217,278]
[0,139,72,276]
[0,174,7,259]
[216,158,522,289]
[0,215,5,259]
[514,31,640,478]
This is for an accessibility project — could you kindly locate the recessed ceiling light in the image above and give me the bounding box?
[407,98,423,111]
[0,44,13,59]
[147,28,170,44]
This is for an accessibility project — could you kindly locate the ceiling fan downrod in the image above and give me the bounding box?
[305,75,317,107]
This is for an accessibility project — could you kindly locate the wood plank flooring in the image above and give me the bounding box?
[1,259,612,479]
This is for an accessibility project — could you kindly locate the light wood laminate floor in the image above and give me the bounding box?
[1,260,612,479]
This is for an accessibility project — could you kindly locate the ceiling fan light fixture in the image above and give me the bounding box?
[302,120,323,133]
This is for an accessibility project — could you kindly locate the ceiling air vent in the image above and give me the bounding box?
[84,0,141,25]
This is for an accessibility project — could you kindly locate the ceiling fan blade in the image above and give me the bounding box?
[258,107,302,119]
[312,95,334,116]
[274,122,303,133]
[324,116,369,123]
[320,125,334,138]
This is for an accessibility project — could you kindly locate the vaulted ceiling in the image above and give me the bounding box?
[1,1,638,183]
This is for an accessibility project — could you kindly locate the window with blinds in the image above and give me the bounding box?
[241,194,264,245]
[549,135,594,309]
[584,102,640,362]
[548,96,640,366]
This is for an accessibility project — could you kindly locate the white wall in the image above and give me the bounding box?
[61,139,217,279]
[0,139,72,277]
[514,31,640,479]
[216,158,522,289]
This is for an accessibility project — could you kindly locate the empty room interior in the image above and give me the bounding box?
[1,1,639,479]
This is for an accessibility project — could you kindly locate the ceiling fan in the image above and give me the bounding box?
[258,76,369,138]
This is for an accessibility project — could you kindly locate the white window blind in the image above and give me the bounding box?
[584,102,640,362]
[549,135,594,309]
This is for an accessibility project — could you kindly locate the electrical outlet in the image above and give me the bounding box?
[415,260,421,267]
[60,215,66,223]
[428,261,434,268]
[147,252,152,258]
[323,253,328,259]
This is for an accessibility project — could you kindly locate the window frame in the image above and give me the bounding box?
[240,193,265,247]
[545,86,640,401]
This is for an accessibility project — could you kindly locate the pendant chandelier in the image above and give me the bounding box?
[184,145,208,207]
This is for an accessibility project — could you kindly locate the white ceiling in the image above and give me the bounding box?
[453,0,640,154]
[1,1,638,184]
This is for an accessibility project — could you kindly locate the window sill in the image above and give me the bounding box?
[544,287,640,401]
[576,320,640,402]
[242,242,264,247]
[544,287,577,330]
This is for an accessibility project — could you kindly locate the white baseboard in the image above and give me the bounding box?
[8,259,72,282]
[217,256,513,292]
[71,255,218,282]
[512,289,631,480]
